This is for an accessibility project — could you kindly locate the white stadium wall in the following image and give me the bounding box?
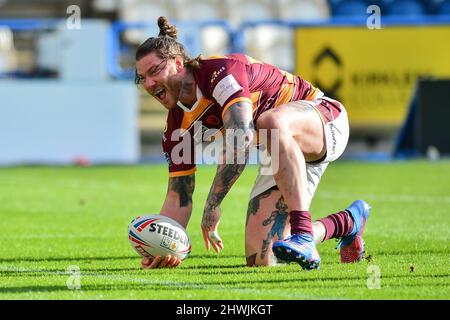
[0,19,140,166]
[0,80,139,165]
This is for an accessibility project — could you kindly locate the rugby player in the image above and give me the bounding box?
[135,17,371,270]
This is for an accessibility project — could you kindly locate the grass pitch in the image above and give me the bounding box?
[0,160,449,300]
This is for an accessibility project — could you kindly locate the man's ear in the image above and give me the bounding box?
[174,56,184,72]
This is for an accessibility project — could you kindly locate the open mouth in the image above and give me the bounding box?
[153,88,166,101]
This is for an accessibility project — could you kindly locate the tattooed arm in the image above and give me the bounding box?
[142,173,195,270]
[201,101,255,253]
[161,174,195,228]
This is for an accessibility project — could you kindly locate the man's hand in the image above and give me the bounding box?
[141,255,181,269]
[201,206,224,254]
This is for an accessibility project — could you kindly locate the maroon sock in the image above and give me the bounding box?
[290,210,313,236]
[318,210,354,241]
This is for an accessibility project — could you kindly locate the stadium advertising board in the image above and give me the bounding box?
[295,25,450,128]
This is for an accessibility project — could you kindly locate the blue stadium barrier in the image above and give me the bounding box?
[0,18,60,30]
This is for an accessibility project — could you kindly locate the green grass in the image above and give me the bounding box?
[0,161,449,300]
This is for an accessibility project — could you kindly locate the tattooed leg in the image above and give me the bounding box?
[245,189,289,266]
[245,188,327,266]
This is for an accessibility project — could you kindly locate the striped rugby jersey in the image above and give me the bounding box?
[163,53,337,177]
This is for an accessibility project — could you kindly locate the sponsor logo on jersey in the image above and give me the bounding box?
[210,66,226,84]
[328,123,337,156]
[212,74,243,106]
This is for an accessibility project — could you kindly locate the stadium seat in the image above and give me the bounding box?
[174,0,230,58]
[0,27,17,73]
[119,0,173,22]
[201,26,231,57]
[224,0,284,69]
[277,0,331,21]
[175,0,225,21]
[332,0,369,17]
[119,0,173,44]
[244,25,294,72]
[437,0,450,15]
[224,0,276,26]
[385,0,426,16]
[268,0,332,73]
[93,0,119,12]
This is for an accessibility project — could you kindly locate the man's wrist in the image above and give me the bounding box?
[204,202,218,214]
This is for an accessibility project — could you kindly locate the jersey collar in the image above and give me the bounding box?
[176,86,203,112]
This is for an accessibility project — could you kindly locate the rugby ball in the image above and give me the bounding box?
[128,214,191,260]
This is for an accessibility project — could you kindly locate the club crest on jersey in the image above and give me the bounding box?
[210,66,226,84]
[206,115,220,126]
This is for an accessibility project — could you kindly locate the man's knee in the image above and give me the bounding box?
[257,111,284,131]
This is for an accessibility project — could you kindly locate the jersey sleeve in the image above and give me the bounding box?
[197,58,253,118]
[162,110,196,177]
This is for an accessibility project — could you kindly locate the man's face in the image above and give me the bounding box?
[136,52,183,110]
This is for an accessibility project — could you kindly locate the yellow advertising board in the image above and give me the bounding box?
[295,25,450,128]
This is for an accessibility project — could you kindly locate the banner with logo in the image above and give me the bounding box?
[294,25,450,128]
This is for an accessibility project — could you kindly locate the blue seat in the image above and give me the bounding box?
[364,0,390,7]
[438,0,450,15]
[332,0,369,17]
[385,0,426,16]
[422,0,440,15]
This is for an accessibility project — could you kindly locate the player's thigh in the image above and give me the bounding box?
[257,100,326,161]
[245,188,290,266]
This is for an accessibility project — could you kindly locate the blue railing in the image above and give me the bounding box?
[0,18,61,30]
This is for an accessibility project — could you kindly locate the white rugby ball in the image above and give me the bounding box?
[128,214,191,260]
